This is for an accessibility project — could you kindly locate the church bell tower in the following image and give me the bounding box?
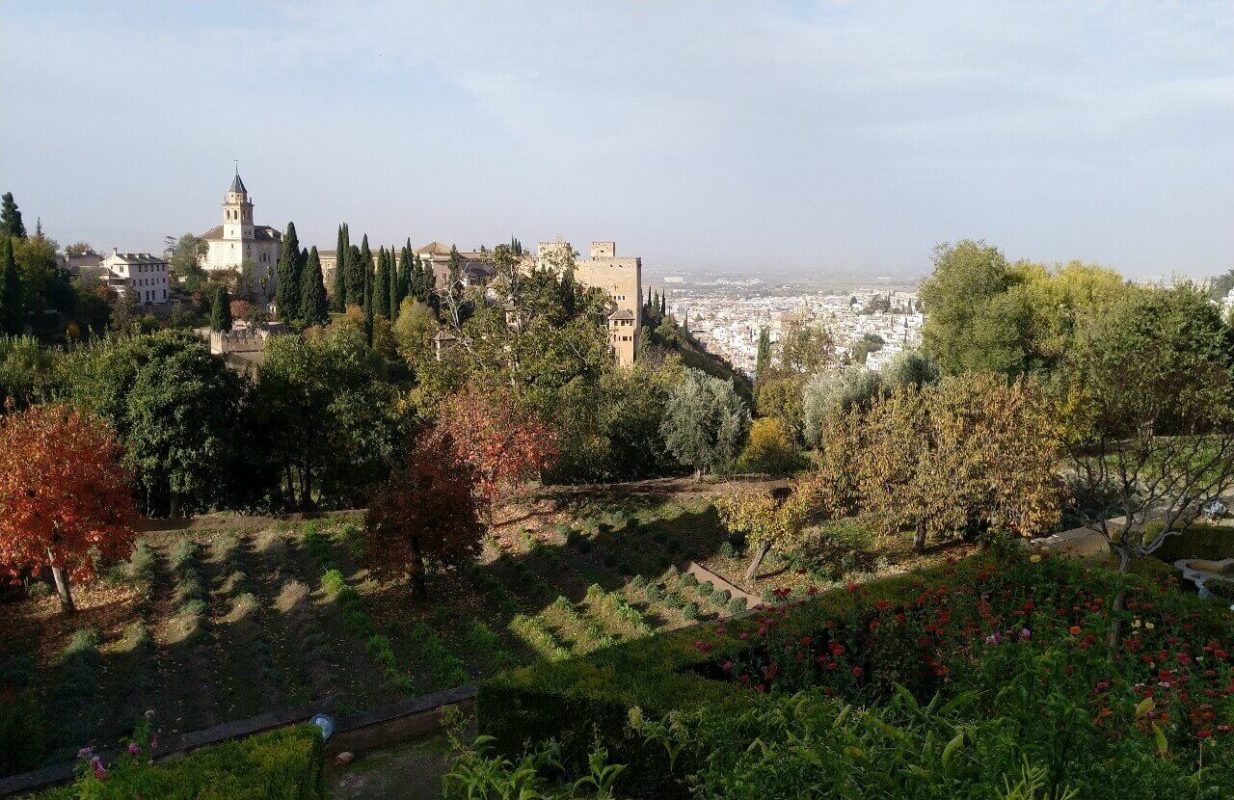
[222,169,254,241]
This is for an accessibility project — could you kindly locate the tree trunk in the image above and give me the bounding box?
[913,521,927,553]
[408,539,427,601]
[1106,545,1131,650]
[744,540,771,584]
[168,492,182,521]
[50,566,75,614]
[695,467,704,483]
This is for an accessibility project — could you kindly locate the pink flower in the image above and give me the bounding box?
[128,742,140,755]
[77,746,93,759]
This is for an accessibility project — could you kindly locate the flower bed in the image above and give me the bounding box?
[477,550,1234,797]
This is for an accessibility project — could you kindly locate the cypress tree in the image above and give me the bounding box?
[374,247,390,319]
[363,253,374,346]
[300,246,329,326]
[660,292,666,316]
[350,234,372,310]
[210,284,232,332]
[332,224,348,311]
[398,240,413,308]
[274,221,302,323]
[0,237,23,335]
[754,327,772,393]
[1,193,26,239]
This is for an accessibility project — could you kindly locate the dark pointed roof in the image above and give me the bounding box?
[229,172,247,194]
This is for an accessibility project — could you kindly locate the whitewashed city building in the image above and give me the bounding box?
[99,249,170,304]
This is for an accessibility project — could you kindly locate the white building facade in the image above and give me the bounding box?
[99,249,170,304]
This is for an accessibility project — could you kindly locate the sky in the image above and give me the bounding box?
[2,1,1232,279]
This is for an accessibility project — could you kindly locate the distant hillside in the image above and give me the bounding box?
[645,316,754,404]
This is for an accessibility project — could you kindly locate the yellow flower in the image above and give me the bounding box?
[1145,621,1155,630]
[1132,619,1141,628]
[1029,554,1042,563]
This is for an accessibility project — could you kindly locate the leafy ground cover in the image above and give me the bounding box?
[473,548,1234,798]
[0,479,954,778]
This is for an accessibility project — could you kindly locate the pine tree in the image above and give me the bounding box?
[274,221,302,323]
[210,285,232,332]
[300,246,329,326]
[374,247,390,319]
[332,224,348,311]
[1,193,27,239]
[660,292,666,316]
[0,237,23,335]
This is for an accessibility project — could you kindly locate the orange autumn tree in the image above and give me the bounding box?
[433,382,559,513]
[0,404,139,613]
[364,427,485,601]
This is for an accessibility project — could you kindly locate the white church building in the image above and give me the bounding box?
[200,171,282,297]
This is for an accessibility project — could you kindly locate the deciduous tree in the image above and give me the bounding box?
[363,428,484,600]
[0,404,138,612]
[433,382,559,511]
[661,369,750,480]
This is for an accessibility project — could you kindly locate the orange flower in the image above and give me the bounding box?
[1069,625,1082,635]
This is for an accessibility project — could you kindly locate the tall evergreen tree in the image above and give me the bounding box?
[396,243,412,314]
[332,224,348,311]
[374,247,391,319]
[660,292,666,316]
[0,237,23,335]
[209,285,232,332]
[350,234,372,311]
[1,193,26,239]
[300,246,329,326]
[363,253,374,346]
[754,327,772,393]
[274,221,303,323]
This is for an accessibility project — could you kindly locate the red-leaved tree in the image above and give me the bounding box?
[0,404,140,613]
[433,383,559,512]
[364,427,485,601]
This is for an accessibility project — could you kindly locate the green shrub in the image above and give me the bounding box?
[680,572,698,588]
[681,602,699,620]
[645,585,663,603]
[46,724,324,799]
[727,596,748,615]
[664,593,684,610]
[0,686,47,775]
[719,540,736,558]
[320,568,346,598]
[697,581,714,597]
[630,574,648,589]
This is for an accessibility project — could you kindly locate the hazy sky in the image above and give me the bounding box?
[3,1,1232,278]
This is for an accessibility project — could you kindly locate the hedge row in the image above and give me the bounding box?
[34,725,324,800]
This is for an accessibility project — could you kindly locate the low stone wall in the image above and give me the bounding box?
[686,561,759,605]
[0,685,477,797]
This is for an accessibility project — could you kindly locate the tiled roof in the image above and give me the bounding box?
[200,225,224,240]
[229,172,247,194]
[608,308,636,320]
[416,241,453,257]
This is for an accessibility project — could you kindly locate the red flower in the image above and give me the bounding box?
[851,666,864,678]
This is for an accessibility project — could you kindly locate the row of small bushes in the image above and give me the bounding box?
[168,540,208,644]
[302,527,413,693]
[584,584,653,636]
[509,614,571,661]
[546,595,616,654]
[38,724,324,800]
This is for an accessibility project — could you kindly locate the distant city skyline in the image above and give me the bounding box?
[2,2,1232,278]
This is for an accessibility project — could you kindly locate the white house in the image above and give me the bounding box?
[99,249,170,304]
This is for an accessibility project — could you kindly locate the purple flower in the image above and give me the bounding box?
[77,746,93,759]
[1020,628,1032,641]
[127,742,140,755]
[984,632,1002,646]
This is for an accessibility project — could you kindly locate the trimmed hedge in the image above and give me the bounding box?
[37,724,323,799]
